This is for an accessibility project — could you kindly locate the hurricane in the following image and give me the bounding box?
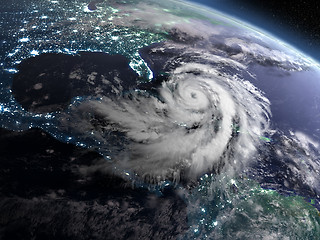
[62,61,271,182]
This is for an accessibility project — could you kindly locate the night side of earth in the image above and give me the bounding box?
[0,0,320,239]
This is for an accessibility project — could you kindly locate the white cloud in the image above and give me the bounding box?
[62,63,271,181]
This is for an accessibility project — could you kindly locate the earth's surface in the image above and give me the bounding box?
[1,0,320,239]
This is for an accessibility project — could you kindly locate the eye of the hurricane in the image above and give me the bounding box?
[65,63,271,183]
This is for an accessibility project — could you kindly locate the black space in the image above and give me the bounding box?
[194,0,320,61]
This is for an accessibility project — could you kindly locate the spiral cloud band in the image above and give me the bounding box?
[65,63,271,181]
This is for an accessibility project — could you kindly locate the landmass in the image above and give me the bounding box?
[0,127,188,239]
